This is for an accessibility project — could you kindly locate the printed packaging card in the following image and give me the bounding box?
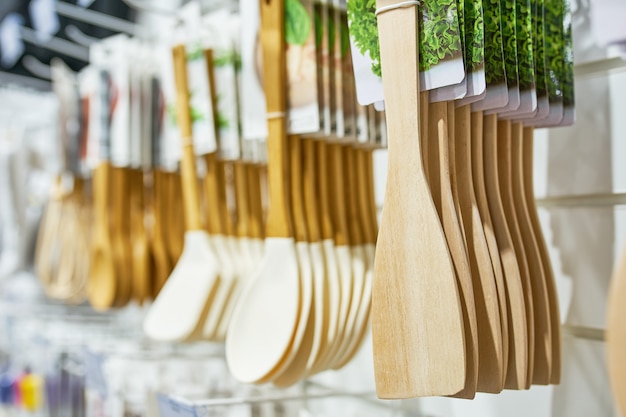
[285,0,321,135]
[494,0,537,117]
[202,9,243,160]
[471,0,508,111]
[347,0,465,106]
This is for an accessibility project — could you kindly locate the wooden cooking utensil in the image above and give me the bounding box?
[372,0,465,398]
[166,171,185,263]
[455,105,504,393]
[480,114,528,389]
[35,175,66,296]
[333,147,376,369]
[272,135,315,387]
[311,140,342,374]
[149,168,172,298]
[143,44,221,342]
[332,145,372,369]
[324,143,357,369]
[246,162,266,262]
[110,164,133,307]
[446,102,465,245]
[301,137,330,374]
[511,122,552,385]
[495,119,536,387]
[214,159,246,341]
[523,126,561,384]
[88,70,118,310]
[129,168,151,305]
[606,241,626,415]
[225,0,303,383]
[427,102,478,398]
[200,152,236,341]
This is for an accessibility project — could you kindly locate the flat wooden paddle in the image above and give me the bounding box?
[427,101,478,399]
[130,168,151,305]
[455,105,504,393]
[523,126,561,384]
[372,0,465,398]
[495,119,536,387]
[143,44,221,342]
[510,122,552,385]
[480,114,528,389]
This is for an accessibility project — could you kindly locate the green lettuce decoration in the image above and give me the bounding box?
[286,0,311,45]
[483,0,506,85]
[464,0,485,72]
[515,0,535,90]
[544,0,563,99]
[500,0,519,88]
[347,0,463,76]
[534,0,548,98]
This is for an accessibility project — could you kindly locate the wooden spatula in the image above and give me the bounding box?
[149,168,172,298]
[427,101,477,398]
[226,0,303,384]
[143,44,221,342]
[455,105,504,393]
[522,126,561,384]
[480,114,528,389]
[88,70,118,311]
[129,168,151,305]
[372,0,465,398]
[110,164,133,307]
[510,122,552,385]
[495,119,536,387]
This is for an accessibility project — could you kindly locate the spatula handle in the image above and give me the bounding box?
[172,44,203,232]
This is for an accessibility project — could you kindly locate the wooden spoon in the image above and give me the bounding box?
[130,168,151,305]
[88,70,118,310]
[215,159,246,341]
[480,114,528,389]
[427,102,477,399]
[522,126,561,384]
[110,164,133,307]
[149,168,172,298]
[200,152,236,341]
[333,147,376,368]
[332,145,372,369]
[310,140,342,374]
[511,122,552,385]
[225,0,303,383]
[301,137,330,374]
[246,162,266,263]
[372,1,465,398]
[166,171,185,263]
[35,175,65,294]
[495,119,536,387]
[272,135,315,387]
[143,44,221,342]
